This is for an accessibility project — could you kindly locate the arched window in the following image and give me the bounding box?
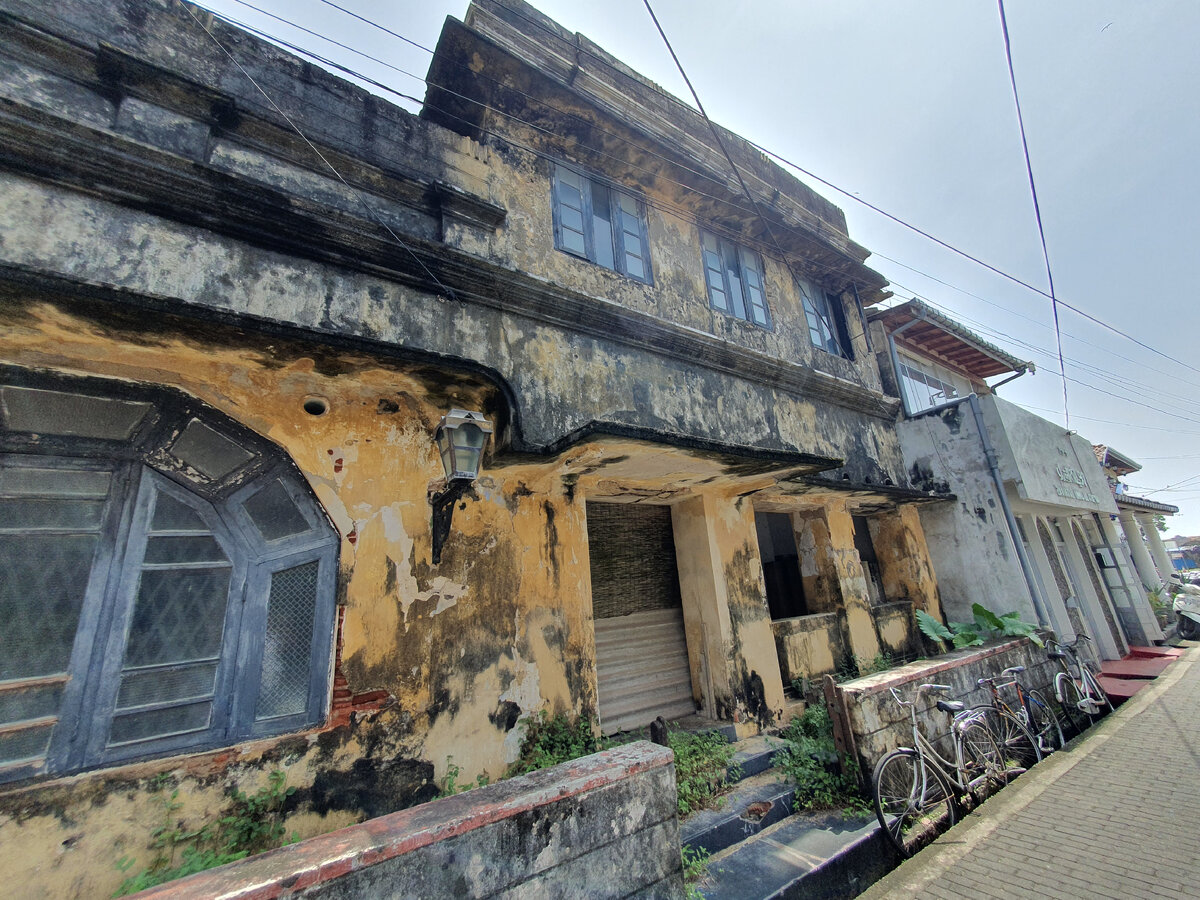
[0,367,338,783]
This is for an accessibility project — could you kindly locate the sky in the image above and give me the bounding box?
[197,0,1200,537]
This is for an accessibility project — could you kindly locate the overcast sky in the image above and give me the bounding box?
[198,0,1200,538]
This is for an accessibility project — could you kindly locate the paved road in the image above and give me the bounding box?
[860,648,1200,900]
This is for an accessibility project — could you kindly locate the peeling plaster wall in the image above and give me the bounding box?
[0,0,908,482]
[897,404,1034,624]
[771,613,846,686]
[0,300,596,899]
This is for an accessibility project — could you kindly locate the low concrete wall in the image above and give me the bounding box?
[773,612,847,685]
[872,601,919,660]
[131,741,681,900]
[834,637,1057,773]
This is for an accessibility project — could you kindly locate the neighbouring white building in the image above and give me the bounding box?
[869,300,1164,658]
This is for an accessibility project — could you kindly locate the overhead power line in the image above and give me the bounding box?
[204,0,1200,388]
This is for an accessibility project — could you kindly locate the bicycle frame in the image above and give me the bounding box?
[891,684,991,794]
[1048,634,1110,717]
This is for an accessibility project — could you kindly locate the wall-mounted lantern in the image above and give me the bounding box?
[430,408,493,564]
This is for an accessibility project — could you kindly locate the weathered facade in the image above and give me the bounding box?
[0,1,951,894]
[871,300,1164,660]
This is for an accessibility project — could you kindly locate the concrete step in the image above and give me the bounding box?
[728,734,784,781]
[696,810,895,900]
[680,771,795,855]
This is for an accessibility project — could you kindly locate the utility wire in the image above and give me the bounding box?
[159,1,1200,446]
[996,0,1068,428]
[177,1,458,301]
[204,0,1200,386]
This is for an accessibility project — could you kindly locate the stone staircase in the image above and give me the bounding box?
[681,733,897,900]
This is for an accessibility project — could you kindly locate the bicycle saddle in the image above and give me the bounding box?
[1047,650,1066,660]
[936,700,965,714]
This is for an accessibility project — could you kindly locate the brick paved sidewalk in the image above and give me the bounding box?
[860,649,1200,900]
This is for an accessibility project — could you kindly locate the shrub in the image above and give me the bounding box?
[776,701,869,815]
[669,729,739,817]
[508,709,600,777]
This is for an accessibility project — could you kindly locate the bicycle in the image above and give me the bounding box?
[974,666,1062,768]
[1047,634,1112,737]
[872,683,1008,858]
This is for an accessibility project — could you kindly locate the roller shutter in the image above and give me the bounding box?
[586,502,696,734]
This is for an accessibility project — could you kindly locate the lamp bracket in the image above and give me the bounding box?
[430,479,471,565]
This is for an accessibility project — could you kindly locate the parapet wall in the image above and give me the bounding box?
[129,741,681,900]
[833,637,1058,773]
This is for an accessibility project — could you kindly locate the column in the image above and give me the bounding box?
[1138,513,1176,584]
[796,501,881,664]
[1119,510,1165,591]
[1099,514,1163,644]
[672,492,786,734]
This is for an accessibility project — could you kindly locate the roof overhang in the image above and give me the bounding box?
[1116,493,1179,515]
[1094,444,1141,476]
[868,299,1032,381]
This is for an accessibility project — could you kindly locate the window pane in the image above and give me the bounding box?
[142,535,228,564]
[591,183,615,270]
[0,533,98,680]
[555,168,587,256]
[723,240,747,320]
[256,561,319,720]
[117,662,218,709]
[0,722,54,765]
[123,568,231,667]
[243,479,311,542]
[169,419,255,480]
[617,195,646,279]
[0,386,151,440]
[108,701,211,745]
[0,682,65,724]
[0,498,106,530]
[0,468,110,498]
[701,233,728,311]
[151,492,208,531]
[740,249,768,325]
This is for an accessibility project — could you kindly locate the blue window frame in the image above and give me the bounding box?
[700,231,771,327]
[552,163,652,283]
[798,278,853,359]
[0,368,337,783]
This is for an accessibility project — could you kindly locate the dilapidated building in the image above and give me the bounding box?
[0,0,953,893]
[871,299,1165,660]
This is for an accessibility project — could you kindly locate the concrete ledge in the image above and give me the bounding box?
[130,741,679,899]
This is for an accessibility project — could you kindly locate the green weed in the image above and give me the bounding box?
[113,770,296,896]
[776,701,869,816]
[669,730,739,817]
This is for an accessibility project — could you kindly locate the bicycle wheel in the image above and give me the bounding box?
[1083,670,1113,716]
[1026,690,1065,754]
[957,718,1008,796]
[969,706,1040,774]
[1055,673,1088,738]
[872,749,957,858]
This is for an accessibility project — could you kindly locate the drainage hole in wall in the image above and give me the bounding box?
[304,397,329,416]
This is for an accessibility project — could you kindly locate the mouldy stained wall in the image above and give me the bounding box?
[0,297,597,899]
[897,404,1033,623]
[771,612,846,686]
[0,0,907,482]
[837,638,1056,774]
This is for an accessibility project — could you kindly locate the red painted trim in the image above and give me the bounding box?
[127,742,674,899]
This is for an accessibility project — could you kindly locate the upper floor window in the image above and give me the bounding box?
[700,231,770,327]
[798,279,852,359]
[898,355,961,413]
[551,164,651,283]
[0,367,337,784]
